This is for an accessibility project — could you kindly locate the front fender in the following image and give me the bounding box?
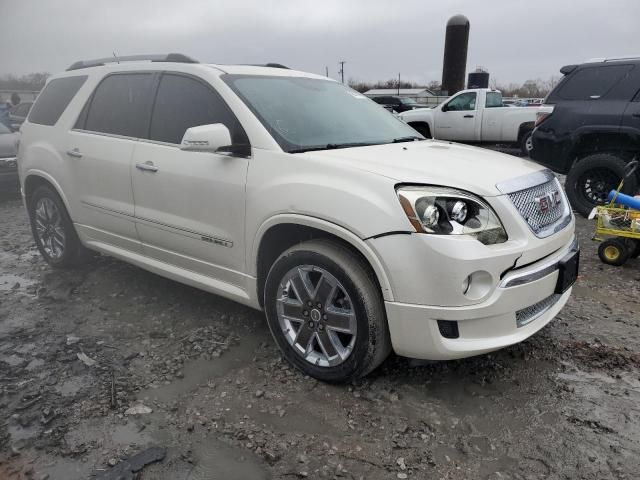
[250,214,395,301]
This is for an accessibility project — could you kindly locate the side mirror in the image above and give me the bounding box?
[180,124,232,154]
[441,104,448,112]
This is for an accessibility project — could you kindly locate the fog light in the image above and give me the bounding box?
[462,271,493,300]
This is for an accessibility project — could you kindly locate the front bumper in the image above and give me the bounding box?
[369,227,577,360]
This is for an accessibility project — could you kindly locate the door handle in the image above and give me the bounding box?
[136,161,158,172]
[463,115,474,118]
[66,148,82,158]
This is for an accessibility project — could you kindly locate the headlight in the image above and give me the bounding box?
[397,186,508,245]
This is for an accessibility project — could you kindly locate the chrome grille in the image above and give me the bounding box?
[516,294,561,328]
[498,170,571,238]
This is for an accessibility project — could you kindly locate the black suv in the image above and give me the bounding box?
[371,96,429,113]
[531,57,640,216]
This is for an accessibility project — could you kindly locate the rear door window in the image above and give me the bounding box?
[149,74,247,145]
[554,65,633,100]
[485,91,503,108]
[28,76,87,126]
[81,73,154,138]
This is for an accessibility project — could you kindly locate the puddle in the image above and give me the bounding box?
[8,422,40,443]
[0,273,36,291]
[55,375,92,397]
[138,336,261,403]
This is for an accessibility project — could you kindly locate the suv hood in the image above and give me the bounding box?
[302,140,545,197]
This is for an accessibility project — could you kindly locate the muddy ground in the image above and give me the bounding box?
[1,175,639,479]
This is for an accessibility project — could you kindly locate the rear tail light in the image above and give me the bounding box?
[535,110,553,127]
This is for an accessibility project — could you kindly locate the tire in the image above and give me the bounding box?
[565,154,639,218]
[27,185,88,268]
[598,238,630,266]
[264,239,391,383]
[520,130,533,156]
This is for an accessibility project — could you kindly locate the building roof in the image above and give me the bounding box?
[364,88,435,96]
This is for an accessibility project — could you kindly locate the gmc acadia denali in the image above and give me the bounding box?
[17,54,579,382]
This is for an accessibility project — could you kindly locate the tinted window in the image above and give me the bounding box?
[485,92,503,108]
[83,74,153,138]
[446,92,476,111]
[554,65,633,100]
[28,76,87,126]
[149,74,247,145]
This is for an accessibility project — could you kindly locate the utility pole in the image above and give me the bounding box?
[325,66,329,77]
[398,73,401,95]
[338,61,346,84]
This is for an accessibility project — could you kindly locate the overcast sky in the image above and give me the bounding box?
[1,0,638,85]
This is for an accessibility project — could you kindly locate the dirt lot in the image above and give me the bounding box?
[1,182,639,480]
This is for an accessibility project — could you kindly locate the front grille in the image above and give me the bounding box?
[508,177,568,236]
[516,294,561,328]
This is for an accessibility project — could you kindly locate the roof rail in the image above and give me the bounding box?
[584,55,640,63]
[66,53,199,71]
[244,63,290,69]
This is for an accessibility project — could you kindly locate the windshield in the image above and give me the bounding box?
[222,75,421,152]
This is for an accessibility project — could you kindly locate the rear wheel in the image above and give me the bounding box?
[264,239,391,383]
[598,238,630,266]
[520,130,533,156]
[27,185,87,268]
[565,154,638,217]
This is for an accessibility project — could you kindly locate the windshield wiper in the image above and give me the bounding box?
[391,136,424,143]
[288,142,380,153]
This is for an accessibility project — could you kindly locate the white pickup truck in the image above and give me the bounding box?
[398,88,538,154]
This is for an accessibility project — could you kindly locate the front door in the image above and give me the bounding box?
[434,91,478,141]
[131,73,250,287]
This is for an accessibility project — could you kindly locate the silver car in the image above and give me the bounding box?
[0,122,19,190]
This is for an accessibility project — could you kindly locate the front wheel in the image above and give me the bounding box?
[565,154,639,217]
[264,239,391,383]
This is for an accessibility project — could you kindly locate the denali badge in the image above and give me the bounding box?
[535,190,561,213]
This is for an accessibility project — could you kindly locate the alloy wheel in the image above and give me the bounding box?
[578,168,618,205]
[276,265,357,367]
[34,197,66,259]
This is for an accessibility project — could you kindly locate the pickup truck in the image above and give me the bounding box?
[398,88,538,154]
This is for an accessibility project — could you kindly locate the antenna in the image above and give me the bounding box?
[112,52,120,64]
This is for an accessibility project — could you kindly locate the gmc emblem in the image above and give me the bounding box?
[535,190,561,213]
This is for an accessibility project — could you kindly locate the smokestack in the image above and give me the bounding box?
[441,14,470,96]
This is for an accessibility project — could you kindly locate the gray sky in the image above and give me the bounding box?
[1,0,638,85]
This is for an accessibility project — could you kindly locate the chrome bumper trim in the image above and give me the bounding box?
[501,235,579,288]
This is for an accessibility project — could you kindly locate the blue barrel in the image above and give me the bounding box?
[607,190,640,210]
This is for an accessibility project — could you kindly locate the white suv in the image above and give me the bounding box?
[17,54,579,382]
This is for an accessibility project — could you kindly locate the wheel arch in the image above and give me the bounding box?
[23,170,71,212]
[517,121,534,141]
[407,121,432,138]
[252,215,394,307]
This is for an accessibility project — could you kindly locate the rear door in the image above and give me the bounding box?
[434,91,478,141]
[131,73,250,285]
[621,88,640,152]
[68,72,155,252]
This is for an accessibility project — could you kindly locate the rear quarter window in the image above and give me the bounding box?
[552,65,633,101]
[28,76,88,126]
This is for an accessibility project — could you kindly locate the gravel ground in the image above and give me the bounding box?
[1,170,639,479]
